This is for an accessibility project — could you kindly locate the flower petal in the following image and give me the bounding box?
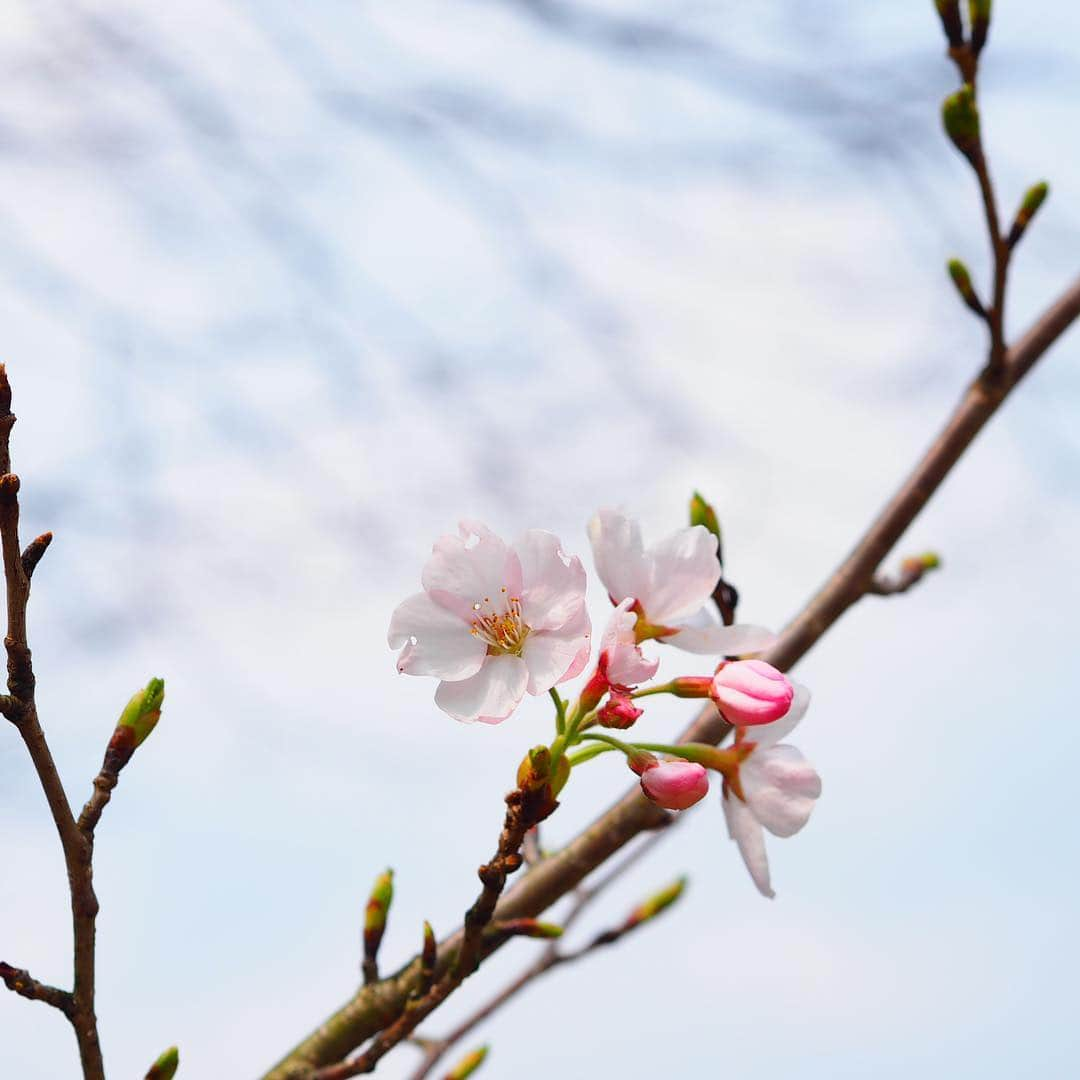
[388,592,487,680]
[587,509,651,607]
[722,791,774,899]
[738,681,810,751]
[663,612,777,656]
[601,599,658,687]
[642,525,719,624]
[520,605,592,695]
[434,655,528,724]
[422,521,522,620]
[515,530,588,632]
[742,745,821,838]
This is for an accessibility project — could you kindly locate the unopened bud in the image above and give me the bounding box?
[1008,181,1049,247]
[492,918,563,940]
[689,491,721,544]
[117,677,165,749]
[942,85,980,164]
[969,0,991,54]
[711,660,793,727]
[947,259,985,317]
[639,760,709,811]
[934,0,964,48]
[624,876,687,931]
[446,1045,489,1080]
[363,868,394,976]
[145,1046,179,1080]
[597,692,642,729]
[626,748,659,776]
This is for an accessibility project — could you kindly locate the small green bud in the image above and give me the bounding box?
[624,876,688,930]
[117,678,166,749]
[363,869,394,962]
[1008,181,1050,247]
[145,1045,179,1080]
[934,1,964,48]
[968,0,991,53]
[689,491,721,541]
[942,85,980,163]
[946,258,985,317]
[918,552,942,571]
[493,918,563,940]
[420,920,437,990]
[447,1046,489,1080]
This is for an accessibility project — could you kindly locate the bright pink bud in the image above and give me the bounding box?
[639,761,709,811]
[710,659,793,726]
[597,692,643,729]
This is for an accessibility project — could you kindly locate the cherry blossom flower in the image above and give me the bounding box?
[640,760,710,810]
[388,522,591,723]
[587,508,774,656]
[721,683,821,898]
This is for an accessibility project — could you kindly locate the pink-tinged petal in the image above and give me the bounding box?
[520,605,592,695]
[434,655,528,724]
[739,682,810,752]
[662,612,776,656]
[388,592,487,680]
[588,509,651,607]
[640,761,709,810]
[422,521,522,620]
[642,525,720,624]
[711,660,793,727]
[601,600,658,687]
[742,745,821,838]
[605,644,659,689]
[722,791,774,899]
[515,530,588,632]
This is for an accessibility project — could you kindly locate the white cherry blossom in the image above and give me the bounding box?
[587,508,774,655]
[389,522,590,723]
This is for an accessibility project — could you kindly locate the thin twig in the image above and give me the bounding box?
[0,962,73,1015]
[407,829,672,1080]
[0,367,105,1080]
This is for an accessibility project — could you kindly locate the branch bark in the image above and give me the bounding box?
[0,368,105,1080]
[261,273,1080,1080]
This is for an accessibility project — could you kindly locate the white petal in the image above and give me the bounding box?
[587,509,650,607]
[743,745,821,838]
[520,605,592,695]
[422,521,522,620]
[388,592,487,680]
[739,681,810,751]
[434,655,528,724]
[515,530,588,632]
[600,598,638,652]
[604,643,659,689]
[663,612,776,656]
[722,791,774,899]
[642,525,719,624]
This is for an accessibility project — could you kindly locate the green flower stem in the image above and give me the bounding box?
[577,731,639,757]
[549,688,567,736]
[566,743,615,767]
[630,681,679,699]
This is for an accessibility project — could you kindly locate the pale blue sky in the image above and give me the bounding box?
[1,3,1078,1078]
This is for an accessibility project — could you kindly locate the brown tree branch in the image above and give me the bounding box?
[0,367,105,1080]
[261,274,1080,1080]
[407,828,673,1080]
[0,962,73,1015]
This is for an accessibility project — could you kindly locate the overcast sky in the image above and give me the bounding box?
[1,3,1079,1078]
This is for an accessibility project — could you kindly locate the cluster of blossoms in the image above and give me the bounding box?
[389,507,821,897]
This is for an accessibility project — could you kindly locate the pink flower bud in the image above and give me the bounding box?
[710,659,793,727]
[597,692,643,729]
[639,760,709,811]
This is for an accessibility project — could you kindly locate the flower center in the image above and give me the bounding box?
[470,590,530,655]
